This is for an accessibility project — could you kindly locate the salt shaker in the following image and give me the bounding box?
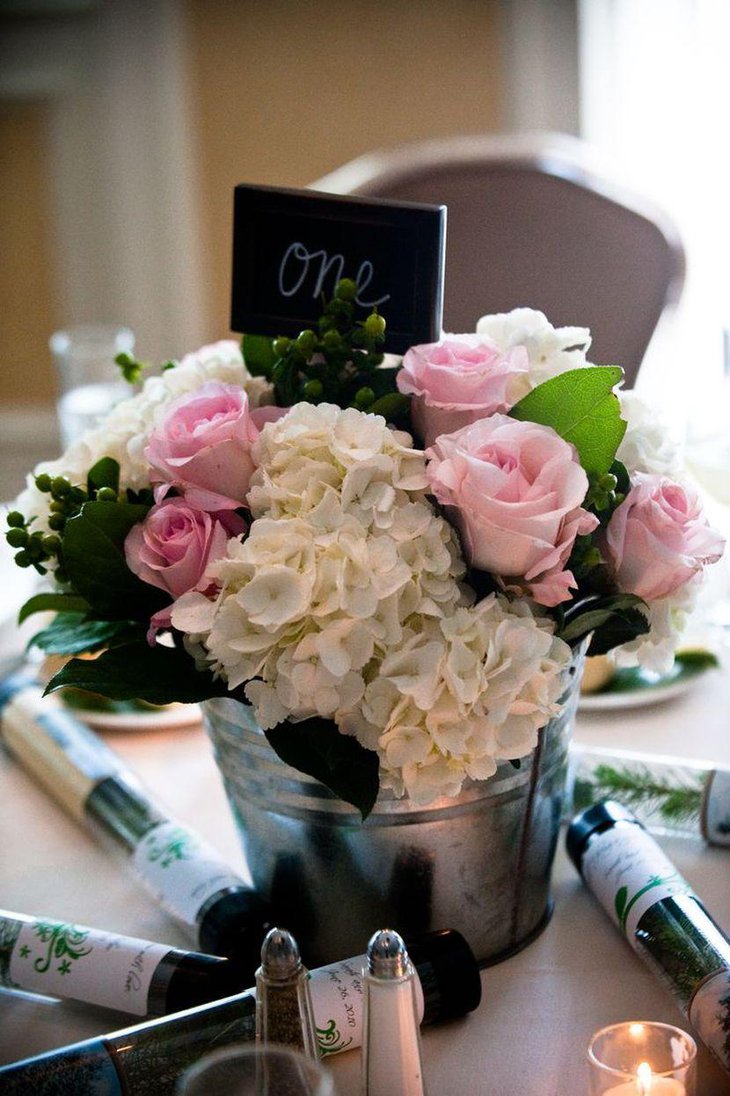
[255,927,319,1060]
[362,929,427,1096]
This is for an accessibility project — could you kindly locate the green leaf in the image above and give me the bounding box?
[510,366,626,475]
[87,457,120,494]
[28,614,143,655]
[559,593,650,656]
[361,365,401,398]
[62,501,164,619]
[560,594,646,644]
[18,592,91,625]
[611,458,630,497]
[615,885,628,925]
[587,608,650,656]
[242,333,276,378]
[45,641,230,705]
[61,690,162,715]
[265,717,380,820]
[367,392,410,421]
[272,356,299,406]
[675,647,720,671]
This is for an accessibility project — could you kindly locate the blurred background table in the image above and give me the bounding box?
[1,644,729,1094]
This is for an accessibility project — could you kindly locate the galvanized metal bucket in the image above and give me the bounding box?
[202,653,583,966]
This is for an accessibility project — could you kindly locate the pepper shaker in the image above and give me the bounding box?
[255,927,318,1060]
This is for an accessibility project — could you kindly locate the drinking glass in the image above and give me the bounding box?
[176,1045,334,1096]
[51,324,135,448]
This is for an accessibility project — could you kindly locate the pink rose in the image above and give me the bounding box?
[602,473,724,601]
[146,382,260,510]
[426,414,598,606]
[125,498,245,600]
[251,405,290,429]
[397,335,530,446]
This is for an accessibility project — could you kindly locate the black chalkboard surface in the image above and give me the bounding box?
[231,184,446,354]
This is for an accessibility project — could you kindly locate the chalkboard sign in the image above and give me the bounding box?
[231,184,446,354]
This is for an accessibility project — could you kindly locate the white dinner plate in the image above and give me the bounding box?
[72,702,203,733]
[578,674,701,711]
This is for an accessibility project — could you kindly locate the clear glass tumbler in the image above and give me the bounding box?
[587,1021,696,1095]
[51,324,135,448]
[176,1044,334,1096]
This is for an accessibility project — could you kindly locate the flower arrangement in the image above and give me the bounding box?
[6,286,724,816]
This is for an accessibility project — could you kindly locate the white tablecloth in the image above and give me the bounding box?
[1,656,730,1094]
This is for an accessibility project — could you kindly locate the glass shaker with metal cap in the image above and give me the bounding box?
[362,929,427,1096]
[255,927,318,1060]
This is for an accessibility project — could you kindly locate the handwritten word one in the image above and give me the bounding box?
[278,242,390,308]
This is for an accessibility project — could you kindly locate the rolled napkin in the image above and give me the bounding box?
[568,800,730,1076]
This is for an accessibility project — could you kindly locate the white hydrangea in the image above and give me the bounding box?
[617,390,682,477]
[339,596,571,804]
[16,340,272,532]
[172,402,571,805]
[612,577,700,675]
[174,405,465,709]
[475,307,591,387]
[247,402,429,528]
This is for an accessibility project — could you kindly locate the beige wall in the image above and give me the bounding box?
[0,1,502,415]
[0,100,61,406]
[184,0,503,342]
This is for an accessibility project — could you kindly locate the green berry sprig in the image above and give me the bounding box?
[568,462,631,586]
[115,351,144,385]
[267,279,389,409]
[5,509,54,575]
[4,474,85,578]
[585,471,623,513]
[568,533,603,581]
[4,471,126,579]
[115,352,178,385]
[584,462,630,523]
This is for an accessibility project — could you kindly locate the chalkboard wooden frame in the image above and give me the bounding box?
[231,183,446,354]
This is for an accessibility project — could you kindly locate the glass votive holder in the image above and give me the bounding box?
[51,324,135,448]
[588,1021,697,1094]
[176,1044,334,1096]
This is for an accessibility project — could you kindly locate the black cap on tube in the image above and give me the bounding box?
[566,800,643,874]
[407,927,482,1024]
[197,889,274,973]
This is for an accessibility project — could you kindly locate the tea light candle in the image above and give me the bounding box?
[587,1022,696,1096]
[603,1061,685,1094]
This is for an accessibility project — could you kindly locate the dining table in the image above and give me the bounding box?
[1,559,729,1093]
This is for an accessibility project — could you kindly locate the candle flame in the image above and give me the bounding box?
[636,1061,652,1094]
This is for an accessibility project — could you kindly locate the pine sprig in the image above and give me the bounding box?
[588,763,705,824]
[637,901,728,1006]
